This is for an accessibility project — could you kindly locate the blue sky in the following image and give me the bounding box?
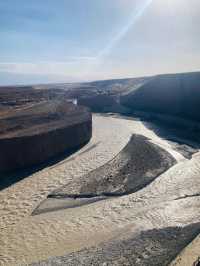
[0,0,200,85]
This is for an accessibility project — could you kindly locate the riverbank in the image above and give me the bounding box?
[0,114,199,266]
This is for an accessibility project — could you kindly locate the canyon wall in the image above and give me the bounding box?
[0,98,92,173]
[78,95,116,112]
[121,72,200,122]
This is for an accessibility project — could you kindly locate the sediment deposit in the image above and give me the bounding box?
[1,114,199,266]
[50,134,175,196]
[1,73,200,266]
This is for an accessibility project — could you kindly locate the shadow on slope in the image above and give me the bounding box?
[31,222,200,266]
[33,134,176,215]
[0,140,89,191]
[141,118,200,159]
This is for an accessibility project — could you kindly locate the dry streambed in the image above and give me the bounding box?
[34,134,176,215]
[0,115,199,266]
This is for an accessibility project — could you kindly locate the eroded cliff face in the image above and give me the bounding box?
[78,95,116,112]
[0,91,92,173]
[121,72,200,122]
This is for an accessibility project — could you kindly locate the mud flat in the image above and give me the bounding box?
[0,115,199,266]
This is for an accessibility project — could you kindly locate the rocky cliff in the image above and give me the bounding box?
[0,93,92,173]
[121,72,200,122]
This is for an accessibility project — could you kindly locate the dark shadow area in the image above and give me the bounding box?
[144,120,200,146]
[194,258,200,266]
[103,111,200,160]
[141,118,200,159]
[124,111,200,146]
[0,140,90,191]
[51,134,176,197]
[100,112,200,158]
[31,223,200,266]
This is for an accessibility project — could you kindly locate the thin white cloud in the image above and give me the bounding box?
[81,0,153,78]
[0,56,97,76]
[97,0,153,59]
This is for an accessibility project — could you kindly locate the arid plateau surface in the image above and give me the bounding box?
[0,72,200,266]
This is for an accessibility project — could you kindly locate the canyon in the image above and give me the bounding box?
[0,71,200,266]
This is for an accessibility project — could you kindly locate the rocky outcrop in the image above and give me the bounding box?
[0,99,92,173]
[73,77,149,113]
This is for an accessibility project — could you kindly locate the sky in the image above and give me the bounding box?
[0,0,200,85]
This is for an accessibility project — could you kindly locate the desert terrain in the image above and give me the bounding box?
[0,72,200,266]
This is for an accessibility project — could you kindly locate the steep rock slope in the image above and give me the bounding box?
[121,72,200,122]
[0,95,92,173]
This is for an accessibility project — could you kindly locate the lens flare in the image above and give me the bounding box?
[97,0,153,59]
